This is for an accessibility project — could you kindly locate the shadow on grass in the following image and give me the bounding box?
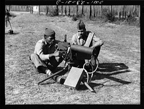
[78,63,131,91]
[36,63,132,92]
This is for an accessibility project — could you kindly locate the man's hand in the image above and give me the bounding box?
[53,51,60,57]
[47,51,61,59]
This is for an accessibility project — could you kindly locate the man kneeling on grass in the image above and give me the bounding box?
[30,28,63,76]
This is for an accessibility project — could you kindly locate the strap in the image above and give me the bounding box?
[84,32,94,47]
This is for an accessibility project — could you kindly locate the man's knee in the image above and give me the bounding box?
[30,53,47,68]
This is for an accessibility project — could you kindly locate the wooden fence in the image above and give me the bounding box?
[6,5,140,19]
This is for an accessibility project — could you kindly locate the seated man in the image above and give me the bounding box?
[30,28,63,76]
[71,20,104,68]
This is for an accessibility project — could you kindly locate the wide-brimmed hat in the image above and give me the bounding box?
[44,28,55,37]
[77,20,86,30]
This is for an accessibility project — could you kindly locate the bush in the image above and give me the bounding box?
[102,8,115,22]
[72,16,77,21]
[71,14,83,21]
[126,15,140,27]
[49,8,58,16]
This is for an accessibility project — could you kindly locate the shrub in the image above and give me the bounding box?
[126,14,140,27]
[71,14,83,21]
[102,8,115,22]
[72,15,78,21]
[49,8,58,16]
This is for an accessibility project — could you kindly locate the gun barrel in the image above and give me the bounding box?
[71,45,93,55]
[71,45,94,60]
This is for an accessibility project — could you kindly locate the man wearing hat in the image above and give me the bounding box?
[30,28,63,76]
[71,20,104,67]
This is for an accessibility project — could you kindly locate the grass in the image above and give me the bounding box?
[5,12,140,104]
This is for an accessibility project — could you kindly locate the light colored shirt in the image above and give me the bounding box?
[71,31,100,48]
[34,39,58,61]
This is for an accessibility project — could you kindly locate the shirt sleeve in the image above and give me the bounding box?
[34,41,49,60]
[71,34,77,45]
[34,41,43,55]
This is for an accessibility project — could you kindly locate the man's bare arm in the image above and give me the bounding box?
[90,36,104,49]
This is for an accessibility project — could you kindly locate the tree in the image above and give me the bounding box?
[46,5,49,15]
[68,5,71,16]
[89,5,92,19]
[76,4,78,16]
[30,6,33,14]
[81,5,84,16]
[61,5,63,16]
[56,4,59,16]
[65,6,67,16]
[39,5,40,15]
[26,5,29,12]
[100,5,103,18]
[93,5,96,17]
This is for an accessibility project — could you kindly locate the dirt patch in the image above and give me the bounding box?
[5,13,140,104]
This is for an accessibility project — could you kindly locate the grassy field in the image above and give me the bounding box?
[5,12,140,104]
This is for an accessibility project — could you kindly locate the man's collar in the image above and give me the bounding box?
[43,39,47,45]
[77,33,87,39]
[78,34,81,39]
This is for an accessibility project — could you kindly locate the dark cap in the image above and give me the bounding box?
[77,20,86,30]
[44,28,55,37]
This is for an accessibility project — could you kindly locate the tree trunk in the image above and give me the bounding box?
[93,5,95,17]
[39,5,40,15]
[68,5,70,16]
[122,5,126,19]
[56,4,59,16]
[76,5,78,16]
[30,6,33,14]
[46,6,49,15]
[100,5,103,18]
[65,6,67,16]
[82,5,84,16]
[89,5,92,19]
[132,5,135,17]
[110,5,112,14]
[26,5,29,12]
[61,5,63,16]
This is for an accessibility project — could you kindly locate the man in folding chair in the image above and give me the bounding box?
[71,20,104,69]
